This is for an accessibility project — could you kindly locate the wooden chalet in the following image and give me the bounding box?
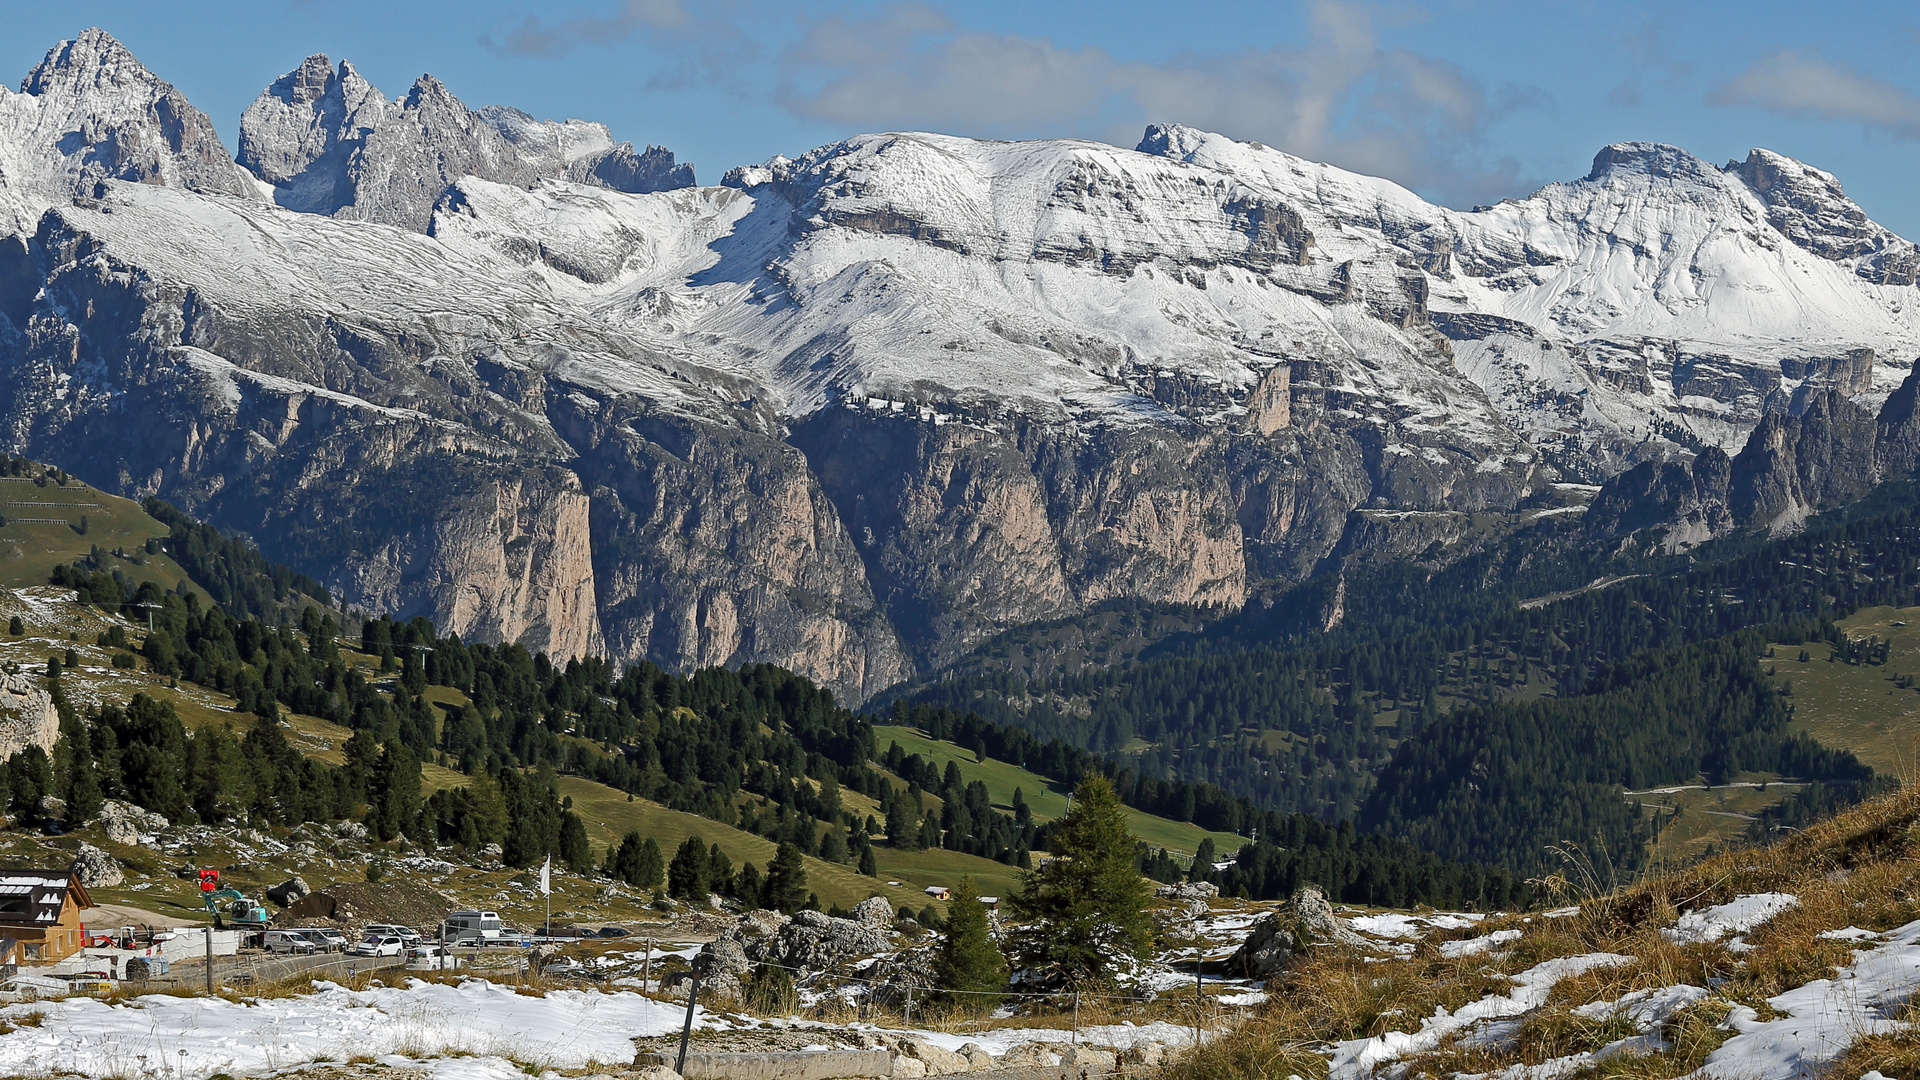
[0,870,92,964]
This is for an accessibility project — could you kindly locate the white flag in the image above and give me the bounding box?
[539,855,551,896]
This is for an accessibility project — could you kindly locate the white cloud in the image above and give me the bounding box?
[1713,52,1920,139]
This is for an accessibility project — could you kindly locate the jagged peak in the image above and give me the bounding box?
[22,28,159,96]
[1135,123,1214,162]
[261,54,339,107]
[1584,142,1720,184]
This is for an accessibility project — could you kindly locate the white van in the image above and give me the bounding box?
[445,910,502,945]
[262,930,319,955]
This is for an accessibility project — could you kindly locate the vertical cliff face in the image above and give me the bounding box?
[564,407,912,701]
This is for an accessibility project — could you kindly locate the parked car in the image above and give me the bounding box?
[596,926,632,938]
[362,924,422,946]
[352,936,405,957]
[407,944,464,967]
[300,929,350,952]
[262,930,319,955]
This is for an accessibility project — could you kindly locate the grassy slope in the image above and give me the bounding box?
[556,775,1016,911]
[871,724,1245,857]
[1767,605,1920,780]
[0,477,206,599]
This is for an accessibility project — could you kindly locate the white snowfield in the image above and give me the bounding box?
[1660,891,1799,945]
[0,977,1204,1079]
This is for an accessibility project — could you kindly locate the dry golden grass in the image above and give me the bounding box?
[1168,784,1920,1080]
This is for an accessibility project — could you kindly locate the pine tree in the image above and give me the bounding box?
[858,844,879,877]
[1189,837,1217,883]
[1007,774,1154,986]
[933,876,1007,1010]
[669,835,710,901]
[735,862,763,906]
[707,843,734,892]
[610,830,647,885]
[764,841,808,912]
[886,795,916,849]
[637,836,664,890]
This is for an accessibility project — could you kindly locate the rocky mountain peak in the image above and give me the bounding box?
[21,27,150,95]
[1135,122,1213,161]
[236,56,694,231]
[1584,142,1719,184]
[0,27,256,234]
[1731,147,1917,284]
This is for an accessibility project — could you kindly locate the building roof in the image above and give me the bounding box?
[0,871,89,925]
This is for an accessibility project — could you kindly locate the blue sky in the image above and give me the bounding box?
[7,1,1920,234]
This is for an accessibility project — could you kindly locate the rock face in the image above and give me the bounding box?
[1591,365,1920,546]
[95,799,168,845]
[7,33,1920,699]
[0,29,257,234]
[70,841,123,887]
[0,670,59,762]
[236,55,694,231]
[1227,885,1373,977]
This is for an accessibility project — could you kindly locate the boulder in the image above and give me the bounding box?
[266,877,311,907]
[956,1043,994,1070]
[899,1038,973,1075]
[478,842,503,862]
[1119,1043,1166,1069]
[37,794,66,822]
[1154,882,1219,903]
[893,1059,928,1078]
[1227,885,1375,977]
[630,1068,683,1080]
[1000,1045,1053,1067]
[700,906,891,975]
[70,842,123,887]
[694,936,753,979]
[1062,1047,1117,1074]
[850,895,895,930]
[334,820,369,842]
[96,799,169,845]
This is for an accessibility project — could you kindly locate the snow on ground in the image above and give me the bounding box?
[1697,917,1920,1080]
[1348,912,1484,940]
[1661,893,1798,945]
[1328,953,1633,1080]
[0,978,701,1076]
[1440,929,1523,958]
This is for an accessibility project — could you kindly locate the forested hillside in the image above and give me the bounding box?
[4,465,1523,910]
[900,481,1920,871]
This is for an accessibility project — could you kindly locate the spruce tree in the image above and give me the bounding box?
[1007,774,1153,985]
[886,796,916,849]
[764,841,808,912]
[707,843,734,893]
[933,876,1007,1010]
[669,835,710,901]
[858,844,878,877]
[637,836,665,890]
[735,862,763,906]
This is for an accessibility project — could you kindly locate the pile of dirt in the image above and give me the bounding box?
[277,880,455,930]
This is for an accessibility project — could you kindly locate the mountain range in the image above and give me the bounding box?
[3,28,1918,703]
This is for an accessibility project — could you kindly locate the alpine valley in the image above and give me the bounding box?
[5,27,1920,714]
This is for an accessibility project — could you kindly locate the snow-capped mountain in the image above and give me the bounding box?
[236,54,695,232]
[2,29,1916,699]
[0,28,256,235]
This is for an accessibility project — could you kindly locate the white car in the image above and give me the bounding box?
[352,936,404,957]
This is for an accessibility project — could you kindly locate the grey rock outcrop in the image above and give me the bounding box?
[1227,885,1373,977]
[0,671,59,763]
[850,895,895,930]
[1590,365,1920,546]
[37,794,66,822]
[236,55,693,232]
[266,876,311,906]
[71,841,123,887]
[95,799,168,845]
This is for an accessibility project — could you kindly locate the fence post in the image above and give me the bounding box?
[1072,990,1079,1045]
[204,928,214,995]
[676,975,701,1075]
[1195,948,1203,1049]
[905,984,913,1026]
